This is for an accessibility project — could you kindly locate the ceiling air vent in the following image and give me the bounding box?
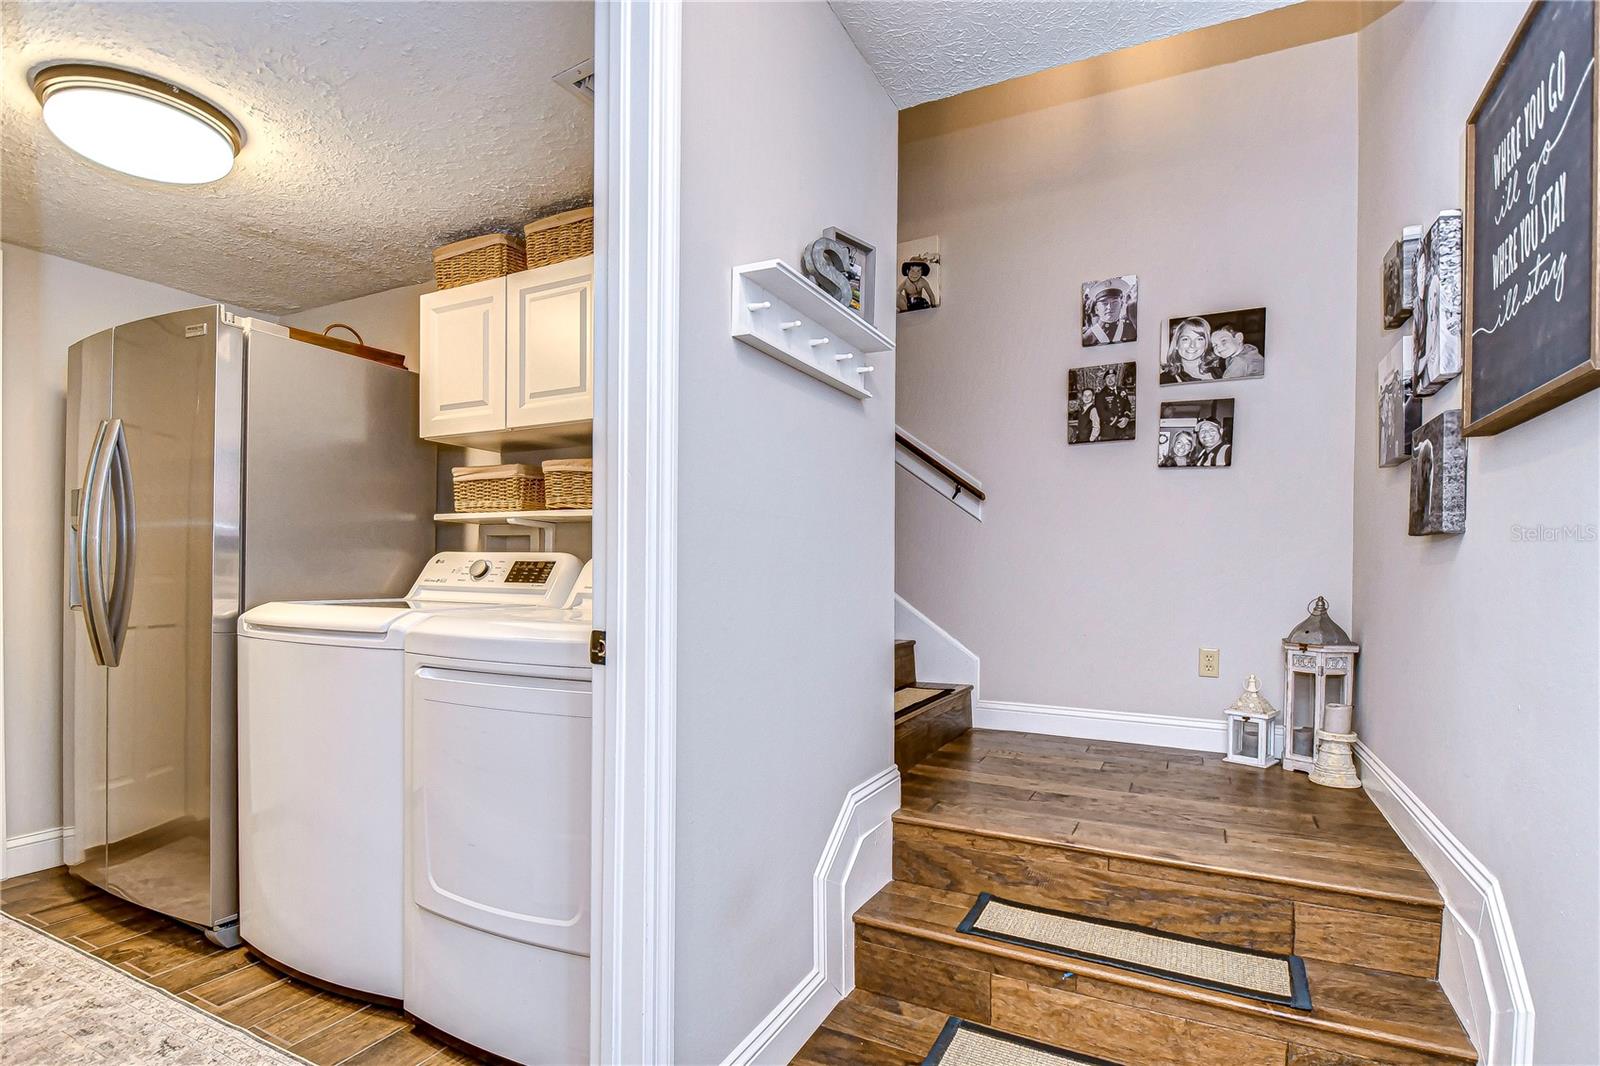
[554,59,595,103]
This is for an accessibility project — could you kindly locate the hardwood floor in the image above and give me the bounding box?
[796,729,1476,1065]
[0,867,495,1066]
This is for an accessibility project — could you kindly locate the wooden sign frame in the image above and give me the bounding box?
[1463,0,1600,437]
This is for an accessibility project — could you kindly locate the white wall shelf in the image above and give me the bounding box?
[434,509,593,524]
[730,260,893,400]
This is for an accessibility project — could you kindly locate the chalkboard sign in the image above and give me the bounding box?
[1464,0,1600,436]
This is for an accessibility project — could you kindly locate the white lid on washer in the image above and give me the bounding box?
[405,606,592,668]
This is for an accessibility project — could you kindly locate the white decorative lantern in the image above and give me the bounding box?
[1223,675,1280,768]
[1281,597,1359,774]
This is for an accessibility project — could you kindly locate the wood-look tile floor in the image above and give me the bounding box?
[0,867,494,1066]
[899,730,1441,904]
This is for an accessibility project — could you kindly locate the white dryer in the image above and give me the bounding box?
[236,552,581,1002]
[401,564,594,1065]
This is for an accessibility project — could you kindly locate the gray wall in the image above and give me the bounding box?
[674,2,898,1060]
[895,34,1359,720]
[2,243,208,842]
[1354,5,1599,1062]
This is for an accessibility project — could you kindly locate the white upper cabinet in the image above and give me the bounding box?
[419,255,594,445]
[420,277,506,440]
[507,257,593,431]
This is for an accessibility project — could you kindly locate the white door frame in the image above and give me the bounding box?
[591,2,681,1063]
[0,245,8,875]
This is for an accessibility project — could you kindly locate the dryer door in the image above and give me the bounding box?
[409,665,591,955]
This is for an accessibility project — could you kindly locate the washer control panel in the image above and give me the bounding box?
[409,552,582,606]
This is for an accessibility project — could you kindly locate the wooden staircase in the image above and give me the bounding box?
[795,647,1477,1065]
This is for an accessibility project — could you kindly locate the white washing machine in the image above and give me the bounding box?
[401,566,594,1065]
[236,552,582,1002]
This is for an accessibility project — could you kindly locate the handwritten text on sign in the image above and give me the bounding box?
[1481,49,1591,336]
[1467,0,1596,427]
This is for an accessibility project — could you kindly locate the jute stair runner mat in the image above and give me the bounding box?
[894,686,953,720]
[958,893,1312,1010]
[922,1018,1122,1066]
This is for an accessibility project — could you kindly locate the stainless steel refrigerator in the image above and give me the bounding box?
[63,305,437,945]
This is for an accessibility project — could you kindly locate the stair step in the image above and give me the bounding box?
[893,814,1443,978]
[794,989,947,1063]
[895,686,972,775]
[895,639,917,690]
[852,881,1476,1065]
[893,730,1446,982]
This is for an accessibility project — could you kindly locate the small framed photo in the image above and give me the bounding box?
[823,226,875,319]
[1081,276,1137,346]
[896,236,941,313]
[1158,398,1235,468]
[1412,210,1463,396]
[1408,409,1466,535]
[1161,308,1267,384]
[1378,335,1421,468]
[1067,361,1136,444]
[1382,225,1422,329]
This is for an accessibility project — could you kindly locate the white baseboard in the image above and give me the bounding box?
[974,699,1227,753]
[720,765,900,1066]
[3,826,65,879]
[1355,741,1532,1064]
[894,595,979,689]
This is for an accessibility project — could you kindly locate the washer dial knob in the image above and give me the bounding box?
[469,559,491,580]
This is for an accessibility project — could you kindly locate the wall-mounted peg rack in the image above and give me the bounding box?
[730,259,894,400]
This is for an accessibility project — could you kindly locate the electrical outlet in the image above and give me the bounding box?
[1199,648,1220,678]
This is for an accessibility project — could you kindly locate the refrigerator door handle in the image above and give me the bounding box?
[66,483,84,610]
[79,418,118,667]
[105,422,136,662]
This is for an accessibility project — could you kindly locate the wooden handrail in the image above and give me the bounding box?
[895,431,986,502]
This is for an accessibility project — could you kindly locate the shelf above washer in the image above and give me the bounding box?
[434,509,593,524]
[731,259,893,400]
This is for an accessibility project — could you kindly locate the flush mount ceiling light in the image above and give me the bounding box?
[31,64,242,185]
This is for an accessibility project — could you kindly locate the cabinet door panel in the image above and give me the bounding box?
[420,278,506,439]
[507,257,594,430]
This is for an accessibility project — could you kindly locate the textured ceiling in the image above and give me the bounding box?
[829,0,1300,109]
[2,2,593,314]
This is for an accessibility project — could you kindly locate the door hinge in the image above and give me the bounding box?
[589,629,607,666]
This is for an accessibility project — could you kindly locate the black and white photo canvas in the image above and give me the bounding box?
[1412,210,1463,395]
[1158,398,1234,467]
[1081,276,1137,346]
[1161,308,1266,384]
[1382,225,1422,329]
[1408,409,1466,535]
[896,236,941,313]
[1067,361,1136,444]
[1378,335,1421,467]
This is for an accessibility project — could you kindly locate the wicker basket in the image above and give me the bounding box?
[451,464,545,512]
[433,233,526,290]
[523,208,594,270]
[542,458,593,509]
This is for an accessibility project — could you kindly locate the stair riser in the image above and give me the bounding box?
[854,921,1462,1066]
[894,694,972,774]
[894,641,917,690]
[893,820,1442,979]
